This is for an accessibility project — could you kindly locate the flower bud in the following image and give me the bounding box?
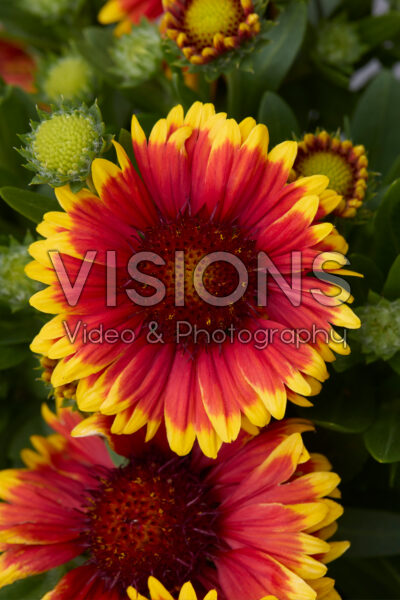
[109,20,163,86]
[39,54,96,103]
[20,103,110,187]
[0,236,40,312]
[356,299,400,361]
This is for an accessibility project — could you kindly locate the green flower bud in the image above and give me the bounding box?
[20,103,110,187]
[316,20,365,67]
[0,236,40,312]
[19,0,75,20]
[109,20,163,87]
[356,298,400,361]
[39,54,96,103]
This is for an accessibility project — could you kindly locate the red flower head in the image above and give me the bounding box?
[99,0,164,35]
[0,406,348,600]
[0,37,35,92]
[27,102,360,458]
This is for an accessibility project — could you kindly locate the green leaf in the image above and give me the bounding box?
[373,178,400,273]
[297,367,375,434]
[338,508,400,557]
[0,187,58,223]
[358,13,400,50]
[384,154,400,185]
[347,253,385,305]
[0,345,27,370]
[351,71,400,176]
[227,0,308,118]
[331,556,400,598]
[389,351,400,376]
[383,255,400,300]
[0,86,35,182]
[257,91,299,146]
[0,319,39,346]
[77,27,120,86]
[364,401,400,463]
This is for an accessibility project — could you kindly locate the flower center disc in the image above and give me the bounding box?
[183,0,245,48]
[133,214,258,345]
[85,456,216,594]
[296,150,354,197]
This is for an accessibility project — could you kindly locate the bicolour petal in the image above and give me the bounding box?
[0,543,82,589]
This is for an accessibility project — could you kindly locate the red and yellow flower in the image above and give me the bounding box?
[292,131,368,218]
[27,102,360,458]
[99,0,163,36]
[0,37,35,93]
[0,406,348,600]
[162,0,261,65]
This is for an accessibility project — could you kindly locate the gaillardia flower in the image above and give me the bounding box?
[20,103,109,187]
[0,406,348,599]
[292,131,368,218]
[99,0,163,36]
[27,102,360,457]
[0,38,35,92]
[162,0,262,66]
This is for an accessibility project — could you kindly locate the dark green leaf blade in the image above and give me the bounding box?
[257,91,299,146]
[0,187,58,223]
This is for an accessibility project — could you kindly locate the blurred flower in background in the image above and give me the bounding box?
[18,0,77,21]
[37,51,96,104]
[109,20,163,86]
[356,298,400,361]
[315,19,365,70]
[0,37,35,92]
[0,234,40,312]
[99,0,164,36]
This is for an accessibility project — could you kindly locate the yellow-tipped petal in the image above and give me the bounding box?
[131,114,147,145]
[98,0,126,24]
[268,140,298,172]
[92,158,122,196]
[148,576,175,600]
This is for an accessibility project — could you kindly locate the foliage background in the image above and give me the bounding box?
[1,0,400,597]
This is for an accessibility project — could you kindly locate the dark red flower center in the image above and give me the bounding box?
[84,453,218,595]
[131,214,259,347]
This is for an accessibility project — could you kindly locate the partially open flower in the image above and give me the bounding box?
[99,0,164,36]
[162,0,262,67]
[109,20,163,86]
[39,54,96,103]
[292,131,368,218]
[0,38,36,93]
[20,104,109,187]
[0,405,348,600]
